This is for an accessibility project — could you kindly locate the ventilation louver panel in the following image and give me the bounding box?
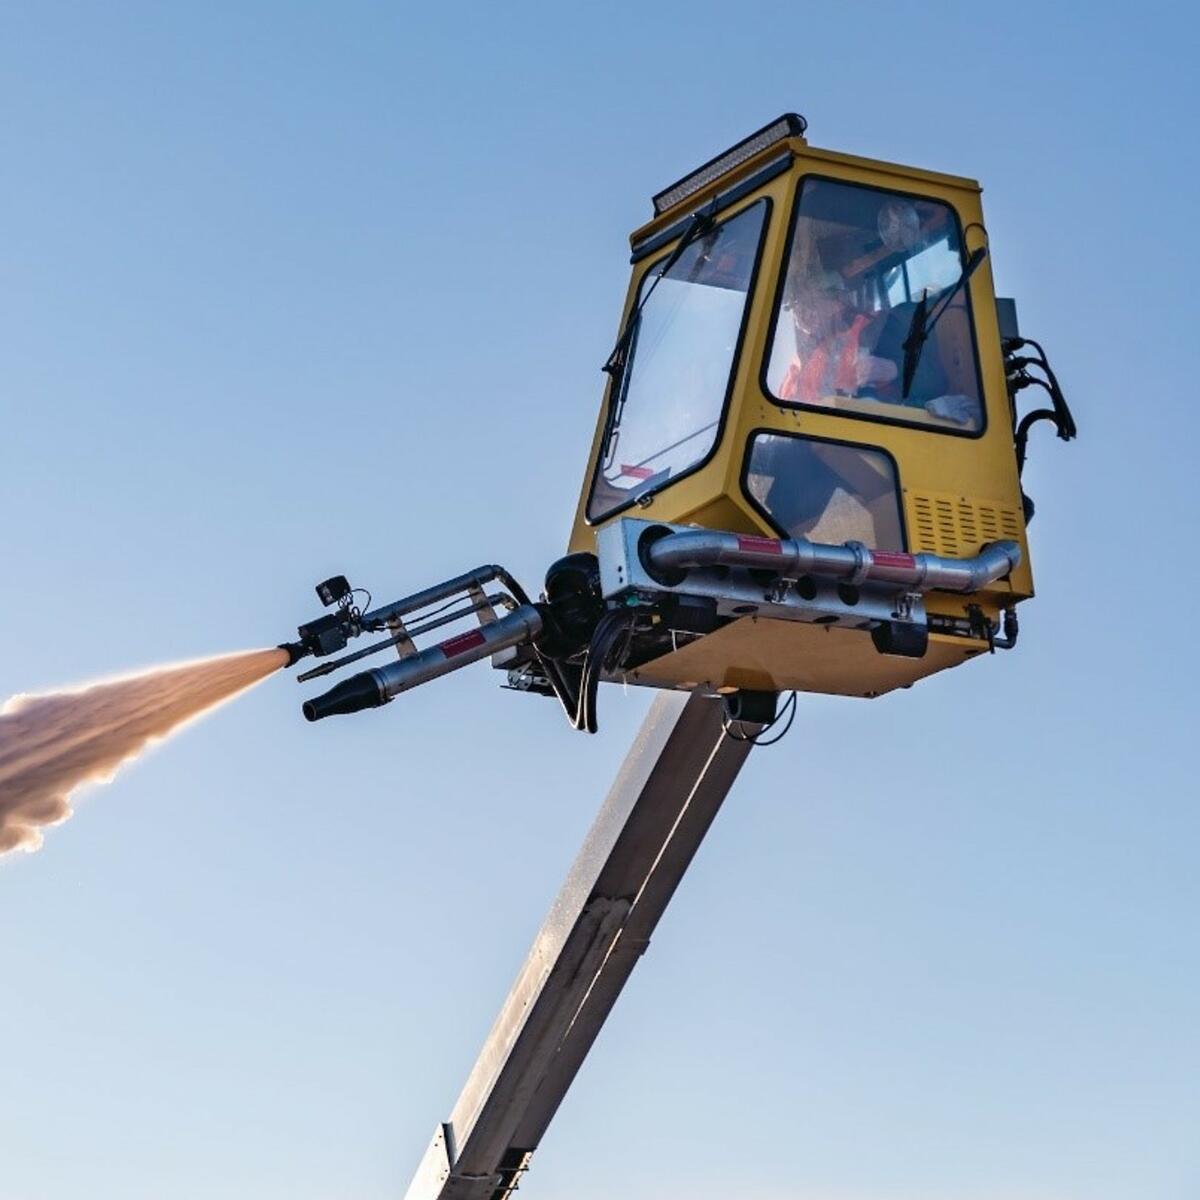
[907,490,1023,559]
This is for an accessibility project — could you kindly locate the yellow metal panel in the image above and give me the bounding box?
[905,486,1031,598]
[625,618,983,698]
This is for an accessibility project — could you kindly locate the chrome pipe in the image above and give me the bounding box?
[303,605,545,721]
[362,565,506,626]
[373,604,544,701]
[646,530,1021,594]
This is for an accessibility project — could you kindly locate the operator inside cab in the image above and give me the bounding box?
[765,178,983,430]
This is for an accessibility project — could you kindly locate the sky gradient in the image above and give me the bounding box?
[2,3,1198,1199]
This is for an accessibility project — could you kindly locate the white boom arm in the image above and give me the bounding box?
[403,689,764,1200]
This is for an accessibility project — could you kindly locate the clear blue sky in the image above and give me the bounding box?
[2,3,1198,1198]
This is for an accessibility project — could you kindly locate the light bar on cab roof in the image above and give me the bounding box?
[651,113,808,217]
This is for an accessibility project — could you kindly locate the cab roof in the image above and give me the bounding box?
[632,114,981,249]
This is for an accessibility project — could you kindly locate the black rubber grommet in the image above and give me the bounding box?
[638,525,688,587]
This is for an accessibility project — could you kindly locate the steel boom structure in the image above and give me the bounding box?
[403,690,764,1200]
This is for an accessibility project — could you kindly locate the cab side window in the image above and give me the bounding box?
[588,200,768,522]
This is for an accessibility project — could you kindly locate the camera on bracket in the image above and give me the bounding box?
[296,575,355,657]
[315,575,353,609]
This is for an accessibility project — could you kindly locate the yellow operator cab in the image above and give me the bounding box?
[562,113,1076,702]
[286,114,1074,732]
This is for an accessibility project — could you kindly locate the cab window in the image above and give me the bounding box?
[764,178,983,433]
[744,433,905,549]
[588,200,767,522]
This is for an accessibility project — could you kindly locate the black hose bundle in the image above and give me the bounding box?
[571,609,636,734]
[1004,337,1077,474]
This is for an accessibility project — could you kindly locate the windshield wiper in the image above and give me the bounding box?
[603,199,718,377]
[900,245,988,398]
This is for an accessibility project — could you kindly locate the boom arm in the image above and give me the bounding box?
[404,688,766,1200]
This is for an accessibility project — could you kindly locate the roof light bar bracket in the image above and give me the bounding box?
[649,112,807,217]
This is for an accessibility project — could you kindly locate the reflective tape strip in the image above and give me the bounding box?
[619,464,655,480]
[872,551,916,570]
[736,535,782,555]
[440,629,487,658]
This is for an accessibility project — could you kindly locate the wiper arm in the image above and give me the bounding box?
[899,293,929,401]
[603,199,718,376]
[900,245,988,399]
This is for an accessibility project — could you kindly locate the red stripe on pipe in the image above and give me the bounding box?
[737,535,782,555]
[872,551,916,569]
[440,629,487,658]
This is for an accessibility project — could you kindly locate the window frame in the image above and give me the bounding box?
[585,196,773,525]
[759,173,988,440]
[739,427,910,551]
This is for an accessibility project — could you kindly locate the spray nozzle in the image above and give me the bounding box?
[302,670,386,721]
[278,641,310,667]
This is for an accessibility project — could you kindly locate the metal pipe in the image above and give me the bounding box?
[646,530,1021,594]
[296,593,511,683]
[361,565,508,627]
[303,605,544,721]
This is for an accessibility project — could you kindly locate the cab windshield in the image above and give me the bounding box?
[765,179,984,433]
[588,200,767,521]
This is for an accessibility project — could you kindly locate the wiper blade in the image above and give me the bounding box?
[900,245,988,399]
[603,199,718,376]
[900,293,929,400]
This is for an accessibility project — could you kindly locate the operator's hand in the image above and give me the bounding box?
[925,394,979,425]
[855,354,898,388]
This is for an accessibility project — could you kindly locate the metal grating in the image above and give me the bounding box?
[907,490,1023,559]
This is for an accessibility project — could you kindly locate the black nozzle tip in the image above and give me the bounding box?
[302,671,385,722]
[279,641,310,667]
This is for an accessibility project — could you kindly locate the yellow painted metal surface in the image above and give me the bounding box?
[626,618,983,698]
[567,130,1034,696]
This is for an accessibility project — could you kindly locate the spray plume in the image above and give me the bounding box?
[0,648,287,855]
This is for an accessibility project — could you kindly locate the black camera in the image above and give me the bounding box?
[296,613,351,658]
[315,575,352,608]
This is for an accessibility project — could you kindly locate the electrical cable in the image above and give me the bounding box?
[572,609,635,733]
[575,614,614,733]
[347,587,372,626]
[1015,404,1059,471]
[360,591,468,633]
[1012,372,1072,471]
[1005,335,1049,362]
[490,567,583,723]
[722,691,798,746]
[1013,345,1075,436]
[1004,335,1076,478]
